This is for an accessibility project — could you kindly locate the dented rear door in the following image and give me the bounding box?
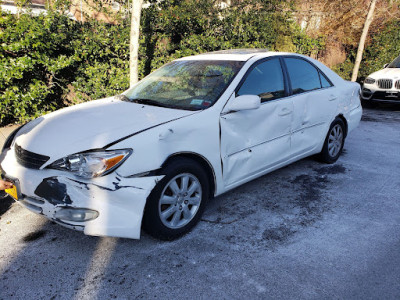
[283,57,338,157]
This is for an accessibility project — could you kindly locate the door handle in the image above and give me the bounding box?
[278,108,292,116]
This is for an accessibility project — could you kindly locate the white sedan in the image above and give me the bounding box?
[0,50,362,240]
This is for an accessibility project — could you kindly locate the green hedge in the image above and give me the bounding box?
[333,20,400,81]
[0,12,81,125]
[0,1,325,126]
[0,11,131,125]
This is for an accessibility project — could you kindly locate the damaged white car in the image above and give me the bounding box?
[0,50,362,240]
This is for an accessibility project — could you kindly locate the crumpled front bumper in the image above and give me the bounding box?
[0,147,163,239]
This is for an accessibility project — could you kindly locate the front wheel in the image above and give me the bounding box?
[318,118,345,164]
[142,158,209,240]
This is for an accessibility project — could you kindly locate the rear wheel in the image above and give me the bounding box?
[142,158,209,240]
[319,118,345,164]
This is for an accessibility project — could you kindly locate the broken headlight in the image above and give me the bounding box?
[48,149,132,178]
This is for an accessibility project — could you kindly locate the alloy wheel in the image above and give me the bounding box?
[158,173,202,229]
[328,124,343,157]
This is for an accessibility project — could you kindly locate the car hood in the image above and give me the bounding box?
[369,68,400,79]
[14,97,196,160]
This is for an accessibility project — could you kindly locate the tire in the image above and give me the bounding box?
[0,191,9,199]
[319,118,345,164]
[142,158,209,240]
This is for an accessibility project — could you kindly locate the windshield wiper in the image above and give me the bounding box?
[115,95,166,107]
[119,96,200,111]
[131,98,176,109]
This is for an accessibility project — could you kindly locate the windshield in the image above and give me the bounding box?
[124,60,244,110]
[388,55,400,68]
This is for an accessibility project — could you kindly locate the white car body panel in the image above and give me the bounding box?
[220,94,292,186]
[0,51,362,239]
[291,88,337,157]
[15,97,196,163]
[0,146,164,239]
[369,68,400,77]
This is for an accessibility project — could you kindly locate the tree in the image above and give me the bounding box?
[130,0,143,86]
[351,0,378,82]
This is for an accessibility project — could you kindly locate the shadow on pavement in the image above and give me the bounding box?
[0,194,13,216]
[361,101,400,111]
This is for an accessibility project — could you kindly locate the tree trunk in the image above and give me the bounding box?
[351,0,377,82]
[129,0,143,87]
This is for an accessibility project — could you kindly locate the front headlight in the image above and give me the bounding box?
[48,149,132,178]
[364,77,376,84]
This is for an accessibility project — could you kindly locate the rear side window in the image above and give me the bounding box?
[284,58,331,95]
[320,73,332,88]
[237,58,285,102]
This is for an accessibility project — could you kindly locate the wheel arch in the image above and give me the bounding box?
[336,114,348,138]
[160,152,216,198]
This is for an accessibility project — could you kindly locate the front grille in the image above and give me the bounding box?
[377,79,393,89]
[15,144,50,169]
[395,80,400,90]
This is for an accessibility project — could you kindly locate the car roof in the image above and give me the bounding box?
[177,49,291,61]
[175,49,347,86]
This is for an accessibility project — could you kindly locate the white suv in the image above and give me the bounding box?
[361,55,400,105]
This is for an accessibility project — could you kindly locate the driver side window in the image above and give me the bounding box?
[237,58,285,102]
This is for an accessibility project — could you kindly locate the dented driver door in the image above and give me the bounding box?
[220,57,293,187]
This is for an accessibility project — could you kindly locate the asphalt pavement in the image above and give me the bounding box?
[0,106,399,299]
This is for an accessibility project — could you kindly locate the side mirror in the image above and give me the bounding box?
[225,95,261,112]
[383,63,389,68]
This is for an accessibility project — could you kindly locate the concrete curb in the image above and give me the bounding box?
[0,125,20,149]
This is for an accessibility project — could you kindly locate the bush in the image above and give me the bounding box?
[0,1,326,126]
[0,11,81,125]
[333,20,400,81]
[71,21,130,100]
[359,20,400,80]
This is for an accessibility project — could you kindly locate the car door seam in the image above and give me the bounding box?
[291,122,326,134]
[226,132,291,158]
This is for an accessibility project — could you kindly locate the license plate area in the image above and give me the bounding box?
[3,176,22,201]
[385,91,399,98]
